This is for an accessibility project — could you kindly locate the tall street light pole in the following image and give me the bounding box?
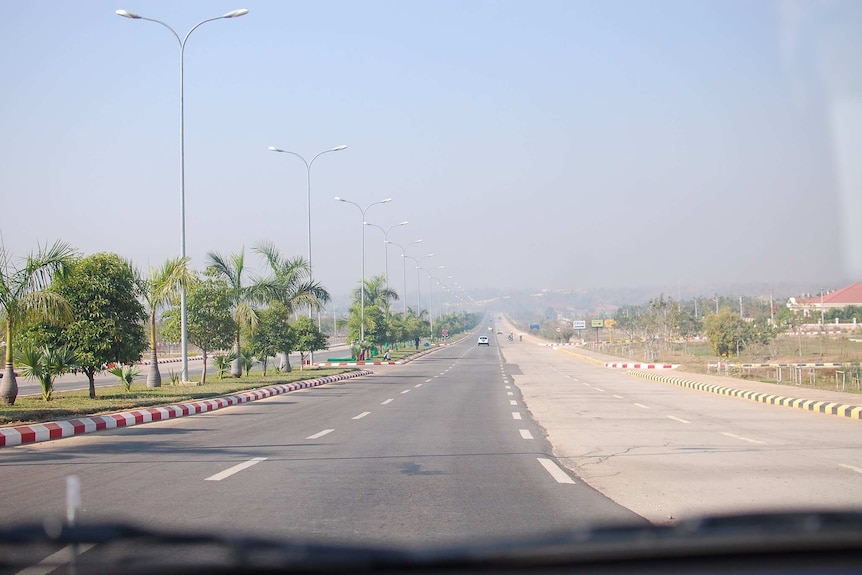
[335,197,391,342]
[427,265,445,336]
[404,253,434,314]
[364,221,408,292]
[116,7,249,385]
[269,145,347,366]
[267,145,348,271]
[386,239,422,315]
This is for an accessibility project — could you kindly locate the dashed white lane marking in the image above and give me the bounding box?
[507,391,514,396]
[594,387,604,392]
[634,403,650,409]
[582,382,590,387]
[381,399,394,405]
[205,457,267,481]
[519,429,534,439]
[505,386,511,389]
[509,400,518,405]
[613,394,624,399]
[512,412,522,420]
[839,463,862,474]
[352,411,370,420]
[722,432,766,445]
[401,389,411,394]
[537,458,576,484]
[307,429,334,439]
[425,379,432,383]
[667,415,691,424]
[19,544,97,575]
[415,383,423,388]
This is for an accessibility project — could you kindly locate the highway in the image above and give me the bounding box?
[0,331,640,570]
[3,323,861,570]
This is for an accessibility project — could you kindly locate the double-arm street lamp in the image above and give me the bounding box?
[116,7,249,385]
[335,197,392,341]
[267,145,348,271]
[364,221,408,292]
[386,239,422,315]
[269,145,347,365]
[404,253,434,314]
[426,265,445,336]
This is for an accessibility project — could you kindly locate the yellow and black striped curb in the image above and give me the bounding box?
[628,370,862,421]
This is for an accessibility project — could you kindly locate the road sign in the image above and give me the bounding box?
[556,327,561,333]
[591,319,604,328]
[441,329,449,337]
[573,320,586,330]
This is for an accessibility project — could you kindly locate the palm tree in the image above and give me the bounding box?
[253,241,331,314]
[16,343,77,401]
[253,241,331,370]
[207,248,280,378]
[0,240,76,405]
[140,257,190,388]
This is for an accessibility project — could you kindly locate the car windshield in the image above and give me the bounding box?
[1,0,861,571]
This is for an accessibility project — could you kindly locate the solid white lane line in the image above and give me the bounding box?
[381,399,394,405]
[352,411,370,420]
[509,400,518,405]
[721,432,766,445]
[401,389,411,394]
[205,457,267,481]
[512,412,522,420]
[613,394,624,399]
[667,415,691,424]
[307,429,334,439]
[634,403,650,409]
[594,387,604,392]
[520,429,534,439]
[507,391,514,396]
[839,463,862,474]
[18,543,97,575]
[537,458,576,484]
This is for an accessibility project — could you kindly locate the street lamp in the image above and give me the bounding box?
[267,145,348,271]
[404,253,434,313]
[335,197,392,342]
[427,265,445,336]
[116,7,249,385]
[269,145,347,365]
[386,239,422,314]
[364,221,408,292]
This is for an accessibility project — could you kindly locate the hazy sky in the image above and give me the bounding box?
[2,1,861,305]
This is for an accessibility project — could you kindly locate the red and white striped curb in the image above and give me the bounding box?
[316,361,399,367]
[0,370,372,448]
[136,355,206,366]
[604,362,679,369]
[544,343,584,347]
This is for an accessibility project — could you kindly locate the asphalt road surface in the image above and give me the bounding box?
[0,332,642,571]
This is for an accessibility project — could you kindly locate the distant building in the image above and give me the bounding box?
[787,283,862,317]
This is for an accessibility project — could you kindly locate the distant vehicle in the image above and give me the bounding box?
[477,336,490,346]
[497,330,502,335]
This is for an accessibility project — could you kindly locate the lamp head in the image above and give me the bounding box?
[332,145,348,151]
[115,9,141,18]
[223,8,249,18]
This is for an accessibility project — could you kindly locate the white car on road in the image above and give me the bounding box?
[477,336,490,346]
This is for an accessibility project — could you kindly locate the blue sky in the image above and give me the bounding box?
[2,1,860,305]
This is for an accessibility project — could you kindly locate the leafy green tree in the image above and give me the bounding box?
[704,307,747,357]
[162,274,234,385]
[206,249,280,378]
[141,257,190,388]
[0,240,76,405]
[247,302,295,375]
[292,316,328,370]
[26,253,148,399]
[15,343,77,401]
